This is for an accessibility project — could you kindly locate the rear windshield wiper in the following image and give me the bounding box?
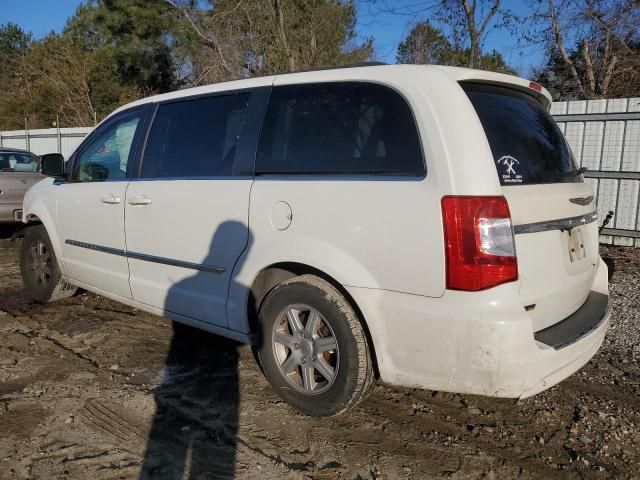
[564,166,588,180]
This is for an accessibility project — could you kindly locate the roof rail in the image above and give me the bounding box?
[291,62,389,74]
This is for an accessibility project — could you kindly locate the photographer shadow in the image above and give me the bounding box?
[140,220,252,479]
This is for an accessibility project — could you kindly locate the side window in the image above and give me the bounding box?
[0,153,39,172]
[73,111,142,182]
[141,93,251,178]
[256,82,424,175]
[12,154,40,172]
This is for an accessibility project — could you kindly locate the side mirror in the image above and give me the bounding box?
[41,153,66,178]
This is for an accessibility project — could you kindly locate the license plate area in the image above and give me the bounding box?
[566,227,586,262]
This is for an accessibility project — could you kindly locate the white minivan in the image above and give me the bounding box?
[18,64,610,416]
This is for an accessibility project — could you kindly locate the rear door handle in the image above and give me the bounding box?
[100,194,121,205]
[128,195,152,206]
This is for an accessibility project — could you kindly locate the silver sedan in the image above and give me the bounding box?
[0,148,44,223]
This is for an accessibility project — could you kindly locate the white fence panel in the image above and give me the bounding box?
[553,97,640,247]
[0,127,93,159]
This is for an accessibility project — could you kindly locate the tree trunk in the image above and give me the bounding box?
[274,0,296,71]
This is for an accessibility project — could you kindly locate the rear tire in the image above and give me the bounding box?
[20,225,77,303]
[257,274,375,416]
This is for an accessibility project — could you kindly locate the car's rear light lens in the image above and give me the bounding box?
[442,196,517,291]
[529,81,542,92]
[478,218,515,256]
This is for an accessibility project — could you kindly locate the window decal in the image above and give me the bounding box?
[497,155,522,184]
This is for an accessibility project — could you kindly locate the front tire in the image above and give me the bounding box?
[20,225,77,303]
[257,275,375,416]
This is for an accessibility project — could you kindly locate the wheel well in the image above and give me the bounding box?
[248,262,379,378]
[10,216,42,241]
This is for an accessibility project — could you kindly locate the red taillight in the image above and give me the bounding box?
[442,196,518,291]
[529,81,542,92]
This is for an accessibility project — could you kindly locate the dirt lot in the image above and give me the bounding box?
[1,227,639,480]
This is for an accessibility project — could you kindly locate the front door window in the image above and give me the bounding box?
[73,112,141,182]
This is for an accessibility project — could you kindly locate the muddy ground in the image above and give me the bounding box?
[1,226,639,480]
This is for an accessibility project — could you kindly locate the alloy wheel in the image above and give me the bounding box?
[272,304,339,394]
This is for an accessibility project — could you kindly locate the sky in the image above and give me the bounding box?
[0,0,546,77]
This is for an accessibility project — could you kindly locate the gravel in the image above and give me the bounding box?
[601,245,640,358]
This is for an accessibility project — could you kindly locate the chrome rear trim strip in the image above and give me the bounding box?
[514,211,597,235]
[65,240,225,274]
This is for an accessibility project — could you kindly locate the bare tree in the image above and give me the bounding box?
[397,21,452,65]
[441,0,502,68]
[273,0,296,71]
[167,0,373,86]
[532,0,640,99]
[166,0,247,85]
[15,36,99,127]
[370,0,510,69]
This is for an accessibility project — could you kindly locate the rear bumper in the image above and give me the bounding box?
[347,258,610,398]
[0,204,22,223]
[519,306,609,398]
[534,291,608,349]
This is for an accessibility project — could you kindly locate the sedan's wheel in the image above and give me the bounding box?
[20,225,77,303]
[258,275,375,416]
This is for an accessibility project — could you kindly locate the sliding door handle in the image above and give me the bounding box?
[128,195,152,206]
[100,194,121,205]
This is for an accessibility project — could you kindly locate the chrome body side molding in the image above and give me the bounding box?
[126,251,225,274]
[65,239,225,274]
[65,239,126,256]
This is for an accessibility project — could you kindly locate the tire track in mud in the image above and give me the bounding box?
[360,393,568,479]
[80,398,148,446]
[30,440,141,478]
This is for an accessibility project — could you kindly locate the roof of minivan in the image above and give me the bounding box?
[112,64,552,117]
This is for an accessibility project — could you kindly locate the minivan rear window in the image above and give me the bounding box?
[256,82,424,175]
[463,83,579,185]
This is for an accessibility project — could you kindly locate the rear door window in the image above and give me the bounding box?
[463,83,579,185]
[256,82,424,175]
[142,93,250,178]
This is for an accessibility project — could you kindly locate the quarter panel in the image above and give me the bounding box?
[253,177,443,294]
[226,176,445,333]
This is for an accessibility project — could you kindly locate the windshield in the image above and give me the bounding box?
[0,152,40,173]
[463,83,579,185]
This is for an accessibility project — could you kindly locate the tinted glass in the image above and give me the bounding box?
[142,93,250,178]
[463,84,579,185]
[256,82,424,175]
[0,152,40,173]
[73,111,141,181]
